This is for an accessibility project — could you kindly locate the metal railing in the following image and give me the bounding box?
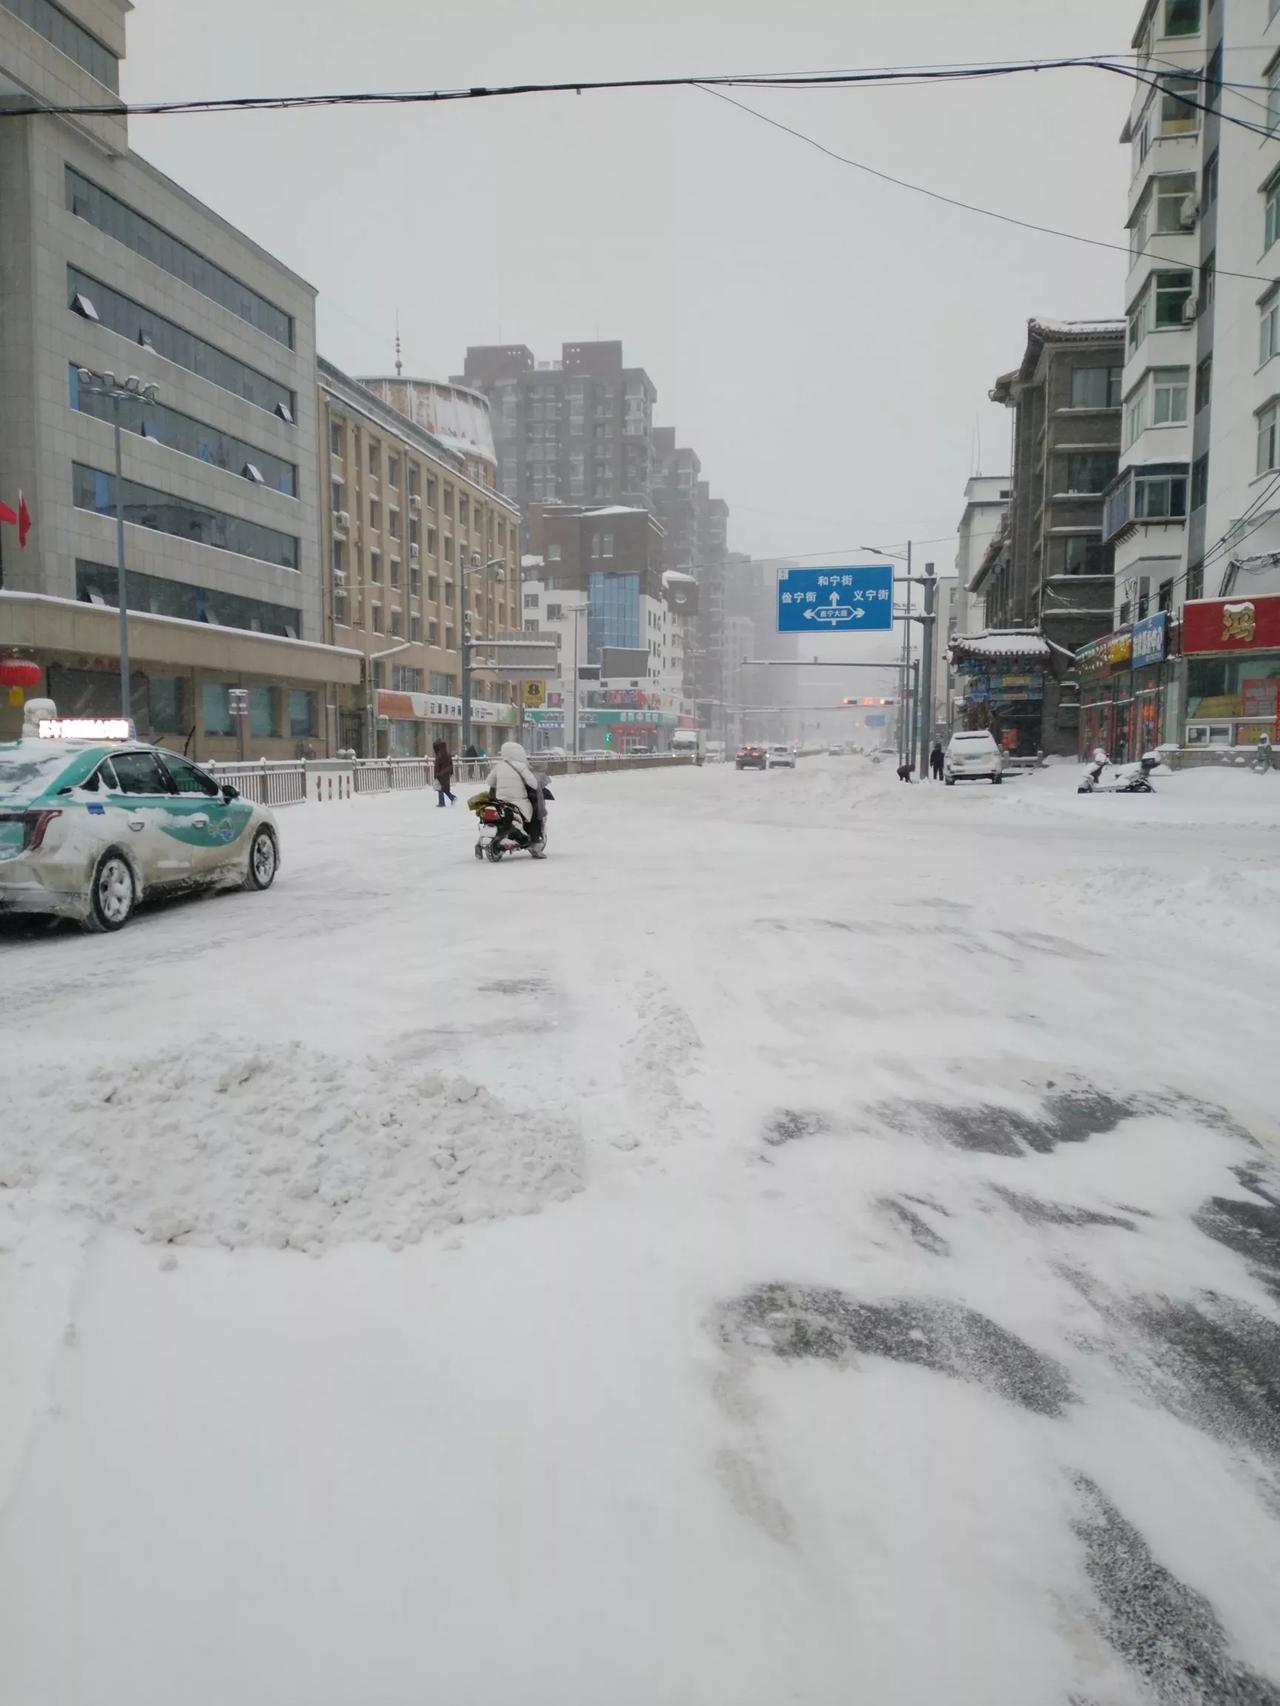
[203,752,692,807]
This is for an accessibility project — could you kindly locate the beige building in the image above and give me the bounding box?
[319,361,522,755]
[0,0,363,758]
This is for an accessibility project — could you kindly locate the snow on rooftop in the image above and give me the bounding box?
[950,630,1052,659]
[580,505,646,517]
[1030,319,1127,338]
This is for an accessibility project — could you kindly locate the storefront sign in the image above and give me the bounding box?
[1075,638,1112,680]
[1108,632,1133,668]
[1182,594,1280,654]
[1131,611,1168,669]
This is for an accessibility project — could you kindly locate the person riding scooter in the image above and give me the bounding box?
[487,739,546,852]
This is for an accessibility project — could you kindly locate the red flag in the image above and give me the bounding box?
[0,501,15,526]
[17,492,30,547]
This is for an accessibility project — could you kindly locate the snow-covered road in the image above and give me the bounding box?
[2,757,1279,1706]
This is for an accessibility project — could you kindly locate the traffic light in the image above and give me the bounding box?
[863,697,874,706]
[603,731,612,747]
[842,697,853,706]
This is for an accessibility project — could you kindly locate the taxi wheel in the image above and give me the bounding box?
[244,826,278,891]
[86,850,136,932]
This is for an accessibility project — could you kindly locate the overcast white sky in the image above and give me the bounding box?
[121,0,1130,578]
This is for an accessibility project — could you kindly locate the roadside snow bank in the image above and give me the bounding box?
[0,1041,582,1251]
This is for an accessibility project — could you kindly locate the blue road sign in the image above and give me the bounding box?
[865,713,887,728]
[777,565,894,634]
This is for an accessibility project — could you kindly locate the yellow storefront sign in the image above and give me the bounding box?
[522,680,546,709]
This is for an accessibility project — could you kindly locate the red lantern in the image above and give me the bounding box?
[0,657,41,689]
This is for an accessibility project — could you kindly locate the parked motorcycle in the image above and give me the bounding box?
[1077,748,1159,795]
[469,783,554,862]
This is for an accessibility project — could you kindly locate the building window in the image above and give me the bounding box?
[390,610,403,638]
[1124,389,1148,449]
[1258,400,1280,474]
[1136,469,1188,519]
[202,684,232,736]
[1063,452,1118,494]
[1158,578,1174,613]
[390,559,401,590]
[1164,0,1200,33]
[289,690,316,738]
[72,464,299,570]
[1186,560,1204,600]
[546,543,562,561]
[1071,366,1123,409]
[1159,73,1199,135]
[370,500,381,532]
[601,532,614,558]
[249,686,277,740]
[370,550,382,584]
[68,365,297,496]
[76,561,299,637]
[410,615,422,642]
[1199,253,1215,314]
[9,0,118,87]
[546,603,564,622]
[65,169,292,346]
[1266,174,1280,254]
[1062,536,1104,576]
[1263,295,1280,369]
[524,592,539,609]
[387,455,400,490]
[371,603,383,634]
[1152,367,1189,424]
[1191,453,1209,510]
[1196,355,1213,412]
[329,421,343,456]
[67,268,296,420]
[369,443,380,477]
[443,488,454,518]
[389,508,400,541]
[1202,152,1218,211]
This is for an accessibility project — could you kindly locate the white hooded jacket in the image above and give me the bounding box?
[488,740,541,819]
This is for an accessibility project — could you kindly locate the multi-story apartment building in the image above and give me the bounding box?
[954,475,1011,634]
[0,0,358,755]
[456,342,657,514]
[518,504,693,752]
[964,320,1123,754]
[1085,0,1280,756]
[319,360,522,756]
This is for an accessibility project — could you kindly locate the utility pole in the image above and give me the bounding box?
[916,562,938,779]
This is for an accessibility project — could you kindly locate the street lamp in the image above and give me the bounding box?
[460,553,506,754]
[562,600,589,756]
[77,369,158,723]
[365,638,413,758]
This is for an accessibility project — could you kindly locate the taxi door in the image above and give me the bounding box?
[157,751,254,880]
[99,748,192,889]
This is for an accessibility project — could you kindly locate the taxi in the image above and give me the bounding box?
[0,709,279,932]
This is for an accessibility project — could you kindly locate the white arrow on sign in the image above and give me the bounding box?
[803,590,865,624]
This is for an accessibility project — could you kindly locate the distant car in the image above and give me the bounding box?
[766,744,796,769]
[0,734,279,931]
[828,744,845,757]
[944,730,1005,785]
[736,745,767,770]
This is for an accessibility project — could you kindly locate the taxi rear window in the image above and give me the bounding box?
[0,749,81,801]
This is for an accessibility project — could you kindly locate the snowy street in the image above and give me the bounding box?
[2,756,1280,1706]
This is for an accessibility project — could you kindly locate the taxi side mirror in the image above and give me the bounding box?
[220,783,239,802]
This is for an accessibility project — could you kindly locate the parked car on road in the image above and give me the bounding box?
[0,732,279,931]
[944,730,1005,786]
[766,745,796,769]
[735,745,767,771]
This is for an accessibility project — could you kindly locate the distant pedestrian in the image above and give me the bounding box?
[463,744,479,761]
[433,739,456,806]
[897,758,914,783]
[930,742,944,781]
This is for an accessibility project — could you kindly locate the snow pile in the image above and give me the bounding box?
[0,1041,582,1251]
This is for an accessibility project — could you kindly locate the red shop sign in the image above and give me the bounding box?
[1181,594,1280,654]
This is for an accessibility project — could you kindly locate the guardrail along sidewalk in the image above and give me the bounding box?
[204,753,694,807]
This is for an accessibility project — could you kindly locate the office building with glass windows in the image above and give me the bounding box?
[0,0,360,754]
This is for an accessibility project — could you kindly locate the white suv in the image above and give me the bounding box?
[944,730,1004,785]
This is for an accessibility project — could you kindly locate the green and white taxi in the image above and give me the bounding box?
[0,714,279,932]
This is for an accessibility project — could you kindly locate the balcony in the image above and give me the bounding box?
[1102,463,1189,543]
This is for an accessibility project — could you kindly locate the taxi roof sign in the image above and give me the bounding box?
[38,717,134,741]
